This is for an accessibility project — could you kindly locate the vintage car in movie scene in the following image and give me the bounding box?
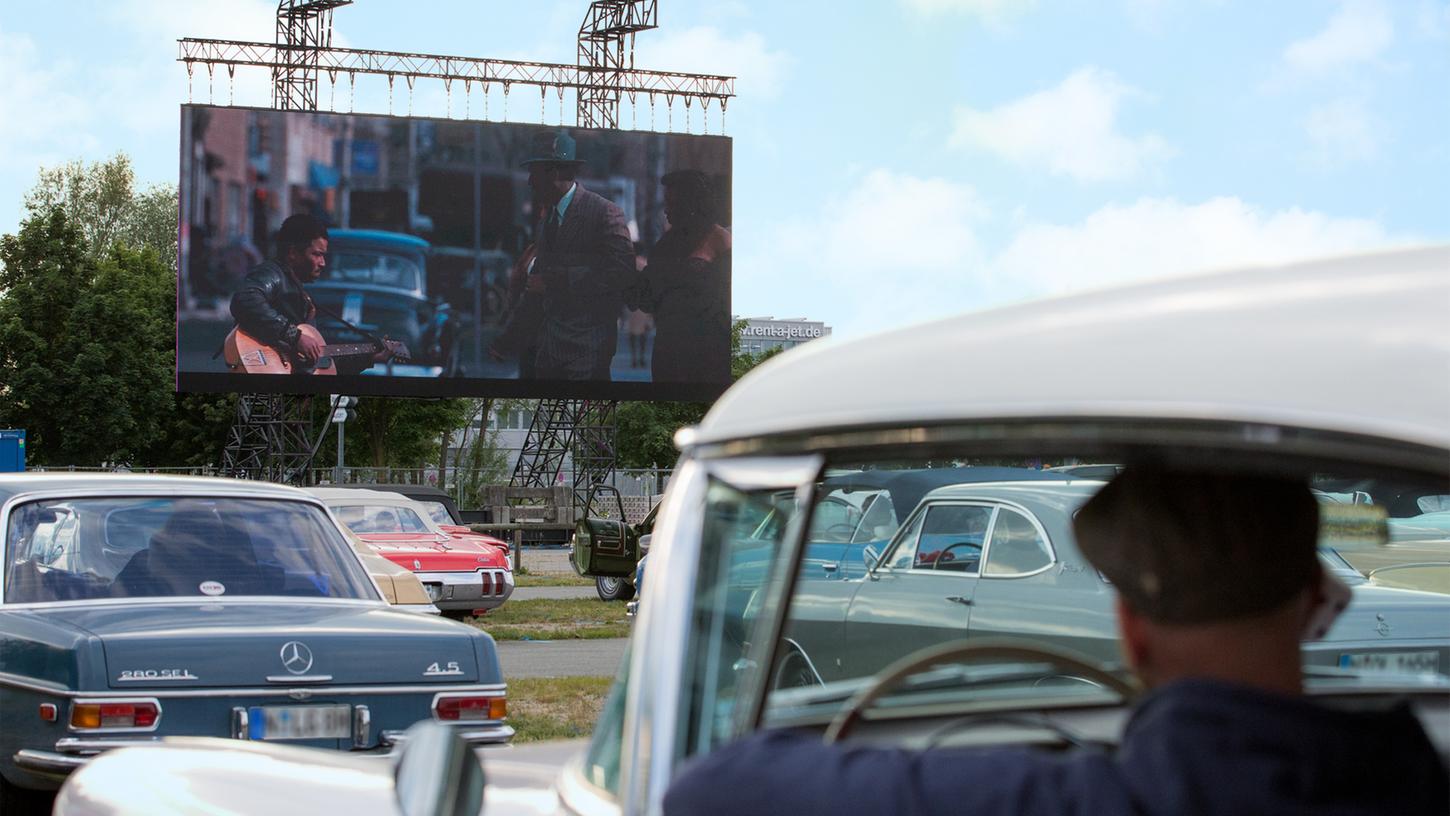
[0,474,511,811]
[309,487,513,618]
[310,229,462,378]
[53,246,1450,815]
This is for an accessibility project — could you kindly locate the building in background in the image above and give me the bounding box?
[736,316,832,356]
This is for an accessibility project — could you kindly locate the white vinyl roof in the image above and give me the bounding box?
[696,246,1450,450]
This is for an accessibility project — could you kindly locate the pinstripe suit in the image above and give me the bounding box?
[527,184,634,379]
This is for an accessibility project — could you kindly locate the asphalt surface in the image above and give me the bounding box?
[511,585,598,600]
[496,637,629,678]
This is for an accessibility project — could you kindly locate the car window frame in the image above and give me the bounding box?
[979,503,1058,579]
[880,500,1000,577]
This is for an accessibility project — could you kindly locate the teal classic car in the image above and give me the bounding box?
[0,474,511,808]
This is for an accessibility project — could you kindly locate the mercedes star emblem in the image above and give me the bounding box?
[280,641,314,675]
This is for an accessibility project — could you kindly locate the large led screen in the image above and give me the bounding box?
[177,105,732,400]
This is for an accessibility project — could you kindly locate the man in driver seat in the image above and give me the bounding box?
[665,467,1448,815]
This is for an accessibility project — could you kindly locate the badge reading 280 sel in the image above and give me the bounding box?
[424,661,463,677]
[117,669,200,682]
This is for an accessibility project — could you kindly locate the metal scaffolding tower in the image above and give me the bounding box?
[577,1,659,128]
[510,399,619,512]
[273,0,353,110]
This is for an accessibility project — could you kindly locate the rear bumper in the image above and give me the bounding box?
[13,721,515,778]
[420,569,514,611]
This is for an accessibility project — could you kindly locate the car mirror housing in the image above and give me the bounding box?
[393,721,485,816]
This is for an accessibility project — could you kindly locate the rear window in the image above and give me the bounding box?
[5,497,377,603]
[333,504,432,534]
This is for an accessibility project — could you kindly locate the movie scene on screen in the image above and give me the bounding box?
[176,104,733,401]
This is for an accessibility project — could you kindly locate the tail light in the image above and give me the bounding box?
[433,694,506,722]
[71,700,160,730]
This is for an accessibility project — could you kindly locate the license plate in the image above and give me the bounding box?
[248,704,351,741]
[1338,650,1440,674]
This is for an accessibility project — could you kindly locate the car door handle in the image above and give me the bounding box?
[822,562,839,573]
[945,596,973,606]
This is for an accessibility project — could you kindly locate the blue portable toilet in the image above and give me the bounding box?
[0,430,25,472]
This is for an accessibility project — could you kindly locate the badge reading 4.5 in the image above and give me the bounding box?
[424,661,463,677]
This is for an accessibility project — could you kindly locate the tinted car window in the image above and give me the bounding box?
[911,504,991,573]
[327,251,422,292]
[5,498,376,602]
[334,504,432,534]
[983,508,1053,575]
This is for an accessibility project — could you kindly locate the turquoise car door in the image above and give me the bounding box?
[841,503,994,679]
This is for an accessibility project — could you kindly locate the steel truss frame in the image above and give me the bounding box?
[220,394,323,483]
[510,399,618,513]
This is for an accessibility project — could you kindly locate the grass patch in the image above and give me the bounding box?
[471,597,631,640]
[507,675,613,742]
[515,573,595,588]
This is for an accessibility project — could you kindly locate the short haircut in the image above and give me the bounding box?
[276,213,328,254]
[1073,467,1321,625]
[662,170,716,223]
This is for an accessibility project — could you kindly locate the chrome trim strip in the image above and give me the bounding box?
[3,597,386,612]
[232,706,249,740]
[264,674,333,683]
[0,679,504,700]
[14,749,90,774]
[380,722,514,746]
[54,737,162,753]
[66,696,163,734]
[0,671,70,695]
[353,704,371,748]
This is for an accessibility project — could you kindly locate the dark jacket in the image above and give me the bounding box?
[495,184,634,380]
[229,259,315,355]
[664,679,1449,816]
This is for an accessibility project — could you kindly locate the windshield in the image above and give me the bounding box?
[416,500,455,526]
[332,503,434,534]
[692,458,1450,737]
[4,497,378,602]
[324,250,423,292]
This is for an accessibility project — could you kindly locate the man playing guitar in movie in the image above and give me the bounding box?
[226,214,402,375]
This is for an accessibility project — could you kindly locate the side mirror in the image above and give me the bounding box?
[394,721,485,816]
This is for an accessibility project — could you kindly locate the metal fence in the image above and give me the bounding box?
[24,464,672,515]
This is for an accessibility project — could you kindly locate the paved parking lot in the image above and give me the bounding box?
[497,637,629,678]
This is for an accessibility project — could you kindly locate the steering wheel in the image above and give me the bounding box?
[822,639,1138,744]
[821,523,858,542]
[930,541,981,571]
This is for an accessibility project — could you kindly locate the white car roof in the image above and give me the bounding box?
[306,487,422,506]
[695,246,1450,450]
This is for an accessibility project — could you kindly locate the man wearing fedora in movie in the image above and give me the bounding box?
[490,130,634,380]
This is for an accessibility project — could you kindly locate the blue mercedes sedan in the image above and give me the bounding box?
[0,474,510,808]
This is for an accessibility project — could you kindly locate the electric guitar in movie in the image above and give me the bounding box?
[222,324,410,375]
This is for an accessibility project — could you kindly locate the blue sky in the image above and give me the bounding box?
[2,0,1446,337]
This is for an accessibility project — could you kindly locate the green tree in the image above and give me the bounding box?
[24,154,177,262]
[614,321,783,468]
[0,209,175,464]
[340,397,475,469]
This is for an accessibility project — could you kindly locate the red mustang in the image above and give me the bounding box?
[308,488,513,619]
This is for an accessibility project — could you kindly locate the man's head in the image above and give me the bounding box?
[661,170,716,230]
[276,214,328,283]
[1074,467,1324,693]
[522,131,584,208]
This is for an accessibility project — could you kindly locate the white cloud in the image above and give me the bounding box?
[1416,0,1450,39]
[635,26,789,100]
[983,197,1404,299]
[1284,0,1394,74]
[1305,98,1379,164]
[109,0,286,44]
[949,67,1173,183]
[747,170,989,332]
[749,171,1412,336]
[901,0,1036,20]
[0,26,96,173]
